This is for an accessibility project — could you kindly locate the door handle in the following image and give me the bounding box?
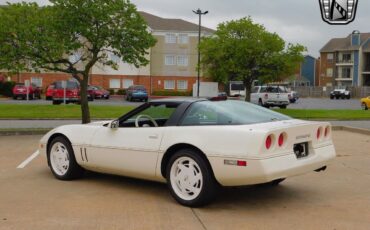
[149,134,158,139]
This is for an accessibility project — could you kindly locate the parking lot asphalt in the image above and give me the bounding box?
[0,97,364,110]
[1,131,370,229]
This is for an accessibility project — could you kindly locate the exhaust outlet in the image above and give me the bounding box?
[314,166,327,172]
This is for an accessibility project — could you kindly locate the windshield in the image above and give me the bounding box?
[181,100,291,126]
[55,81,79,89]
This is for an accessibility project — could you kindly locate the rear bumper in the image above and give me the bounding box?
[209,144,336,186]
[131,94,148,99]
[265,101,289,106]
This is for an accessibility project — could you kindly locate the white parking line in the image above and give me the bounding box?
[17,150,40,169]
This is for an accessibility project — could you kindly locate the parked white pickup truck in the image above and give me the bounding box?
[251,86,290,109]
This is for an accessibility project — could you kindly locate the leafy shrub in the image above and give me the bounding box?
[0,81,16,97]
[108,89,115,95]
[117,89,126,95]
[152,90,192,96]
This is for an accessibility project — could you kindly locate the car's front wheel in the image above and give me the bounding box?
[48,136,84,180]
[362,103,368,110]
[166,149,218,207]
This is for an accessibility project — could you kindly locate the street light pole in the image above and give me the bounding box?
[193,8,208,98]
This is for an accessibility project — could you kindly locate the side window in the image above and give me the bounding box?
[181,103,233,126]
[121,104,177,127]
[252,87,259,93]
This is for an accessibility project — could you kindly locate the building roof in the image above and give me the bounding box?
[320,33,370,53]
[139,11,215,34]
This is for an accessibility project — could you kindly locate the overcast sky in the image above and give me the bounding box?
[1,0,369,57]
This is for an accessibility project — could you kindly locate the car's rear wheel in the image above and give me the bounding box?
[362,103,368,110]
[48,136,84,180]
[279,105,287,109]
[166,149,218,207]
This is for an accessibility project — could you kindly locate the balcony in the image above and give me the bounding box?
[336,59,354,66]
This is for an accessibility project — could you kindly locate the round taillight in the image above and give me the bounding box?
[317,128,321,139]
[278,133,284,147]
[266,135,272,149]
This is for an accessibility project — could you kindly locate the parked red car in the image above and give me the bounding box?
[12,83,41,100]
[45,84,55,100]
[88,85,110,99]
[52,81,94,105]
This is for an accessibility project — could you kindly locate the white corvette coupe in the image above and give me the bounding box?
[39,99,336,207]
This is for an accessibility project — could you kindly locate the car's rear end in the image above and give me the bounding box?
[261,86,290,108]
[209,120,336,186]
[13,84,27,99]
[52,81,80,105]
[128,85,148,102]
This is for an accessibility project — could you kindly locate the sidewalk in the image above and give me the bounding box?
[1,119,370,130]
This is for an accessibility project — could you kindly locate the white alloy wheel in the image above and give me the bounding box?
[170,156,203,201]
[50,142,70,176]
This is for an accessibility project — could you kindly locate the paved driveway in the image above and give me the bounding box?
[289,98,362,110]
[0,97,364,110]
[1,131,370,229]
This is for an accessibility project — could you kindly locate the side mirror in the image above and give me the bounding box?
[110,120,119,129]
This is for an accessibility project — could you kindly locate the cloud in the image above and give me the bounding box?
[1,0,369,57]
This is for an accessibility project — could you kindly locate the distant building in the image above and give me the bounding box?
[288,55,320,87]
[5,12,214,93]
[319,30,370,87]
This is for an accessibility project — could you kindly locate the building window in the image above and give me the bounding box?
[178,34,189,44]
[326,68,333,77]
[109,79,120,89]
[122,79,134,89]
[177,55,189,66]
[165,55,176,65]
[327,53,334,60]
[165,33,177,44]
[177,80,188,90]
[164,80,175,90]
[342,53,352,62]
[31,77,42,87]
[342,67,351,79]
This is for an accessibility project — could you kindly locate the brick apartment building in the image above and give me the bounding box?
[319,30,370,87]
[4,12,214,93]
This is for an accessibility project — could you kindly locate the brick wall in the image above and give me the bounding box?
[319,53,335,86]
[5,72,200,94]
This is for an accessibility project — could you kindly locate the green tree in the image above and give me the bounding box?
[0,0,156,123]
[199,17,305,101]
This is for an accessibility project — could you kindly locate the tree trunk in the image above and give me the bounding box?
[244,81,252,102]
[79,75,91,124]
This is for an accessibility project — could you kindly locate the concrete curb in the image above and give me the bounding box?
[0,129,51,136]
[332,126,370,136]
[1,126,369,136]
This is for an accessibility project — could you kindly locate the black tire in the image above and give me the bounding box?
[144,98,148,102]
[47,136,84,180]
[347,95,351,100]
[258,99,263,106]
[362,103,368,110]
[279,105,287,109]
[52,100,61,105]
[330,96,334,100]
[166,149,218,207]
[13,96,17,100]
